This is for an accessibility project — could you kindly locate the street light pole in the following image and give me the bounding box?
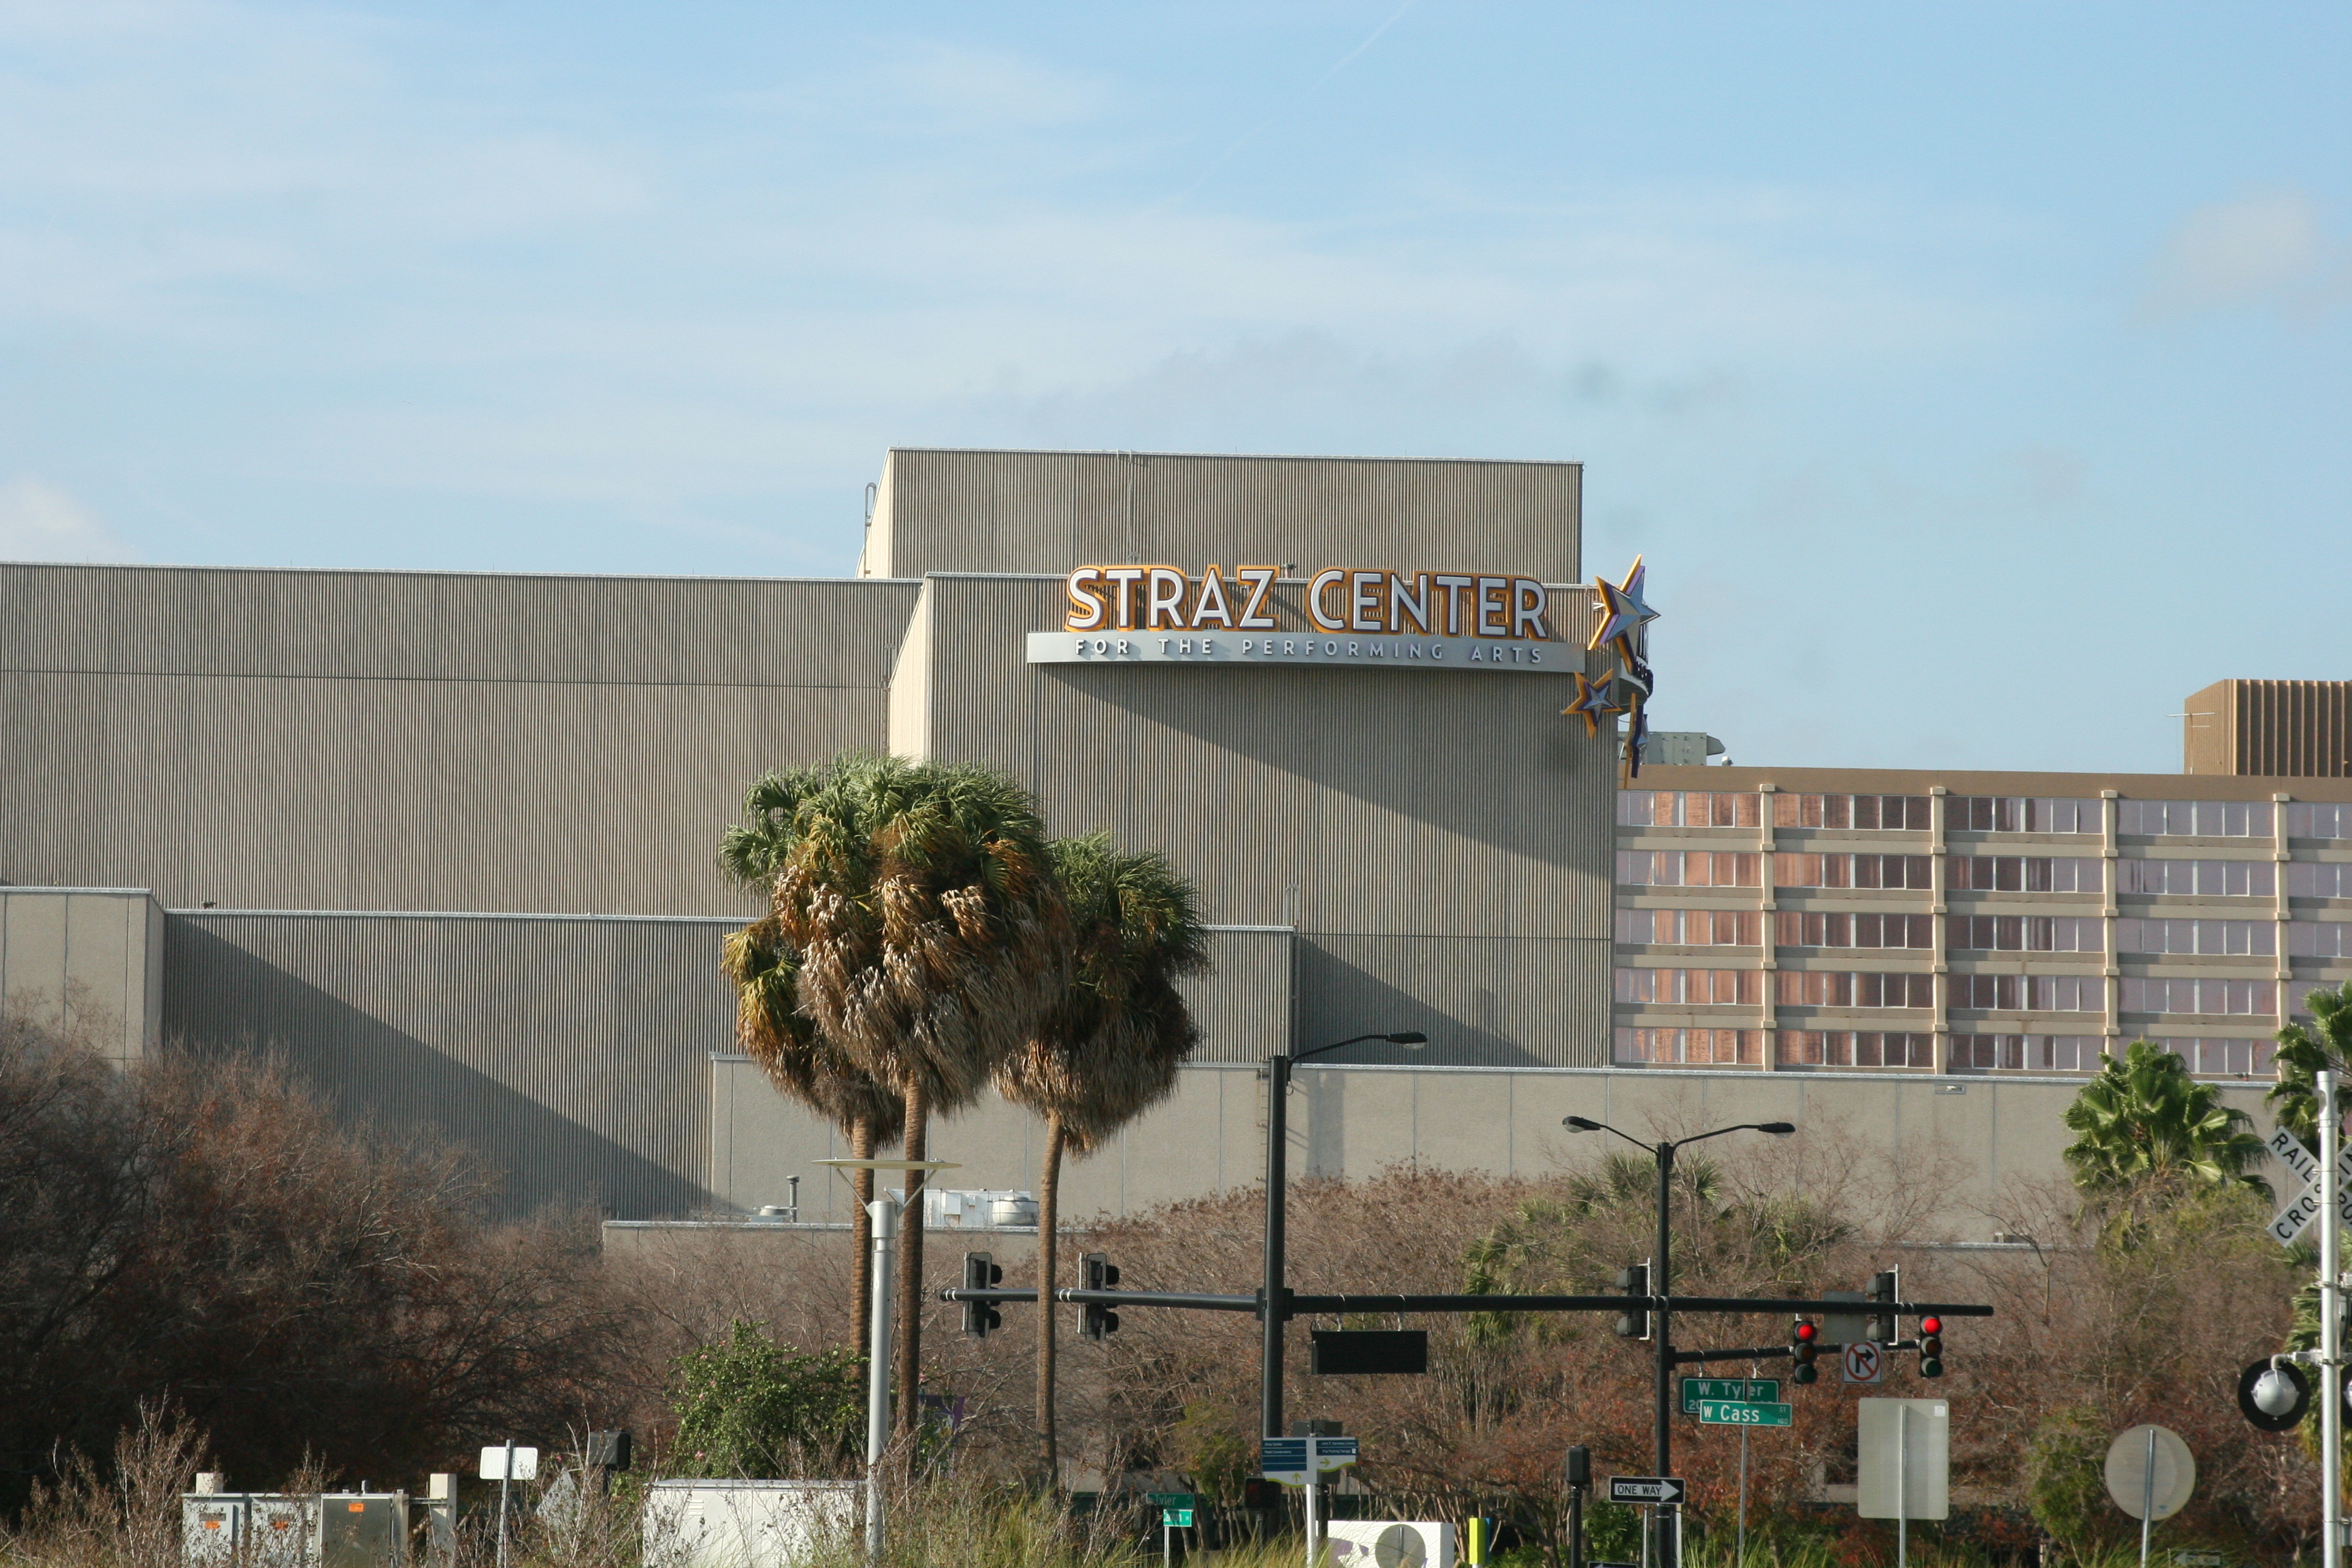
[1563,1116,1797,1568]
[1261,1030,1427,1439]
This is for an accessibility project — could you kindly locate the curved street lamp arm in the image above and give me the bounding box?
[1293,1032,1396,1066]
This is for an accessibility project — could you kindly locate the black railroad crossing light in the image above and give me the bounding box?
[1792,1319,1819,1385]
[962,1252,1004,1339]
[1918,1315,1944,1379]
[1081,1252,1122,1340]
[1867,1269,1899,1344]
[1615,1264,1650,1341]
[2239,1359,2312,1432]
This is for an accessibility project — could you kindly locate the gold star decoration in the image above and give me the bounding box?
[1561,669,1623,738]
[1587,555,1659,660]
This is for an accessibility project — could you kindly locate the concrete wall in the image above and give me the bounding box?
[0,564,917,915]
[709,1057,2273,1235]
[164,909,736,1218]
[0,887,163,1062]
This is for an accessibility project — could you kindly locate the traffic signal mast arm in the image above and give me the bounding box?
[935,1286,1994,1321]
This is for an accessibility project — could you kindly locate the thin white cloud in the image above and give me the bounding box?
[0,478,133,562]
[2140,189,2351,322]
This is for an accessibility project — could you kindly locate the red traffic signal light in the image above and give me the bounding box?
[1792,1318,1818,1384]
[1921,1316,1942,1336]
[1795,1320,1818,1343]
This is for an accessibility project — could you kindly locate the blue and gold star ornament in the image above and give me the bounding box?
[1587,554,1659,661]
[1561,669,1623,736]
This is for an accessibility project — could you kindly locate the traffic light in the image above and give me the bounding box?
[962,1252,1004,1339]
[1867,1269,1899,1343]
[1080,1252,1121,1340]
[1792,1318,1819,1384]
[1615,1264,1650,1340]
[1918,1314,1944,1379]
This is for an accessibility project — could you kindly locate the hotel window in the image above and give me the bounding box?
[2119,977,2277,1015]
[1948,797,2102,834]
[1613,1028,1767,1066]
[2152,1036,2277,1077]
[2114,917,2274,956]
[2289,922,2352,958]
[2117,800,2274,836]
[1772,971,1935,1008]
[2288,804,2352,840]
[1618,791,1763,828]
[2116,860,2276,897]
[1617,851,1763,887]
[1773,853,1933,889]
[1945,857,2104,893]
[1947,915,2102,952]
[1769,794,1931,830]
[1614,968,1765,1004]
[1774,1031,1933,1068]
[1949,1034,2102,1072]
[2289,863,2352,900]
[1775,912,1934,949]
[1948,974,2104,1011]
[1616,908,1765,946]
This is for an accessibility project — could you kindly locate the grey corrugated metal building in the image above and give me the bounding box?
[3,448,1627,1220]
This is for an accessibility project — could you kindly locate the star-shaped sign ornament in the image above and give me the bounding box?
[1587,555,1659,659]
[1561,670,1623,736]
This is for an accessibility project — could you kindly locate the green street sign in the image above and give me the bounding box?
[1680,1377,1780,1413]
[1161,1509,1196,1529]
[1145,1494,1196,1508]
[1697,1399,1793,1428]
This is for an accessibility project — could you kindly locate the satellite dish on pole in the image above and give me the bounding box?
[2104,1425,2195,1521]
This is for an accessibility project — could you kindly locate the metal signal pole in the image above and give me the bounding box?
[2323,1069,2341,1568]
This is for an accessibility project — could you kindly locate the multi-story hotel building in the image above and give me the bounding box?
[1614,765,2352,1081]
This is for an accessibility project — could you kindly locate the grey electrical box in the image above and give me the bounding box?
[321,1494,408,1568]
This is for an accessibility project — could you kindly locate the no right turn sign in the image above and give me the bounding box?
[1842,1341,1884,1384]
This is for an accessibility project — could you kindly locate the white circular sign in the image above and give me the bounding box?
[1842,1341,1883,1383]
[2104,1426,2195,1521]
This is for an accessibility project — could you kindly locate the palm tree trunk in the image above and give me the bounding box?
[894,1078,929,1440]
[1034,1113,1066,1483]
[850,1115,875,1360]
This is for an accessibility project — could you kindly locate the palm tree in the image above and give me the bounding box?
[720,770,907,1362]
[2061,1039,2270,1198]
[719,914,903,1354]
[994,832,1208,1480]
[768,753,1069,1439]
[2268,979,2352,1154]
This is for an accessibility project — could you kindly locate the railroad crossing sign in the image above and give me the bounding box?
[1697,1399,1794,1428]
[1607,1476,1687,1506]
[2266,1128,2352,1247]
[1682,1377,1780,1411]
[1842,1341,1884,1384]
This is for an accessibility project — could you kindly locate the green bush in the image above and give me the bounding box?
[2024,1407,2123,1563]
[669,1319,863,1478]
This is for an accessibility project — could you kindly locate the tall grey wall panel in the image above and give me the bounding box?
[1,565,915,915]
[1180,926,1294,1066]
[3,674,885,914]
[870,450,1582,585]
[0,565,918,687]
[163,911,731,1219]
[898,576,1616,1068]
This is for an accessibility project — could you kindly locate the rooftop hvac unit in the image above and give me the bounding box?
[1325,1520,1456,1567]
[922,1188,1039,1229]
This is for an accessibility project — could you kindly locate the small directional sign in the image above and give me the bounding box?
[1146,1493,1196,1509]
[1161,1508,1195,1529]
[1842,1341,1884,1385]
[1682,1377,1780,1412]
[1607,1476,1688,1506]
[1697,1399,1794,1428]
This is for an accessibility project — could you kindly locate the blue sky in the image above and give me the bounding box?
[2,1,2345,771]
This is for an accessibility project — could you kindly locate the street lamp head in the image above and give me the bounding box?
[1562,1115,1603,1133]
[1757,1122,1797,1136]
[1386,1032,1428,1046]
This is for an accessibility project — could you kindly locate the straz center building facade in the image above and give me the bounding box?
[2,451,1620,1225]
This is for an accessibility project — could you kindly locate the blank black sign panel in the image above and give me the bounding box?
[1310,1329,1430,1375]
